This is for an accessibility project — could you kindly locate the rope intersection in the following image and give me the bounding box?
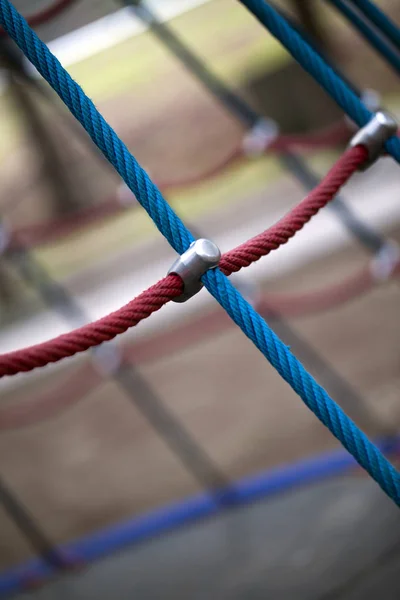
[0,144,369,375]
[0,0,399,505]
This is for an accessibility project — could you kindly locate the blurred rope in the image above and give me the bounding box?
[327,0,400,75]
[349,0,400,50]
[3,242,231,494]
[237,0,400,162]
[0,0,79,36]
[127,0,388,254]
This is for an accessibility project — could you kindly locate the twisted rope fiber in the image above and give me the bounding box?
[0,1,194,257]
[202,268,400,504]
[1,262,396,432]
[0,274,183,375]
[0,146,364,376]
[0,1,398,504]
[328,0,400,75]
[349,0,400,49]
[237,0,400,163]
[220,145,367,274]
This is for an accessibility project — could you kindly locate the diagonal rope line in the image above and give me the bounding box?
[349,0,400,50]
[327,0,400,75]
[237,0,400,163]
[0,0,398,505]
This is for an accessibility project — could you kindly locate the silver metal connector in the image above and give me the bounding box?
[349,111,398,169]
[242,118,279,157]
[168,238,221,302]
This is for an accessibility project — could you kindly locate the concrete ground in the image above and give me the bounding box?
[13,477,400,600]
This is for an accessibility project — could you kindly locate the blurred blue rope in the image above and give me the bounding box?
[0,0,398,505]
[328,0,400,75]
[238,0,400,163]
[349,0,400,50]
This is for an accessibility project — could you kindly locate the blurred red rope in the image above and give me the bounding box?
[0,145,368,378]
[0,0,79,36]
[10,119,351,248]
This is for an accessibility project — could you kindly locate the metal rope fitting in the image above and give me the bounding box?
[168,238,221,302]
[242,118,279,157]
[349,111,398,169]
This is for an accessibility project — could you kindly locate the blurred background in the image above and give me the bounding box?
[0,0,399,598]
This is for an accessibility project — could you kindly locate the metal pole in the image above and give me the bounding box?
[0,476,66,569]
[0,39,84,217]
[123,0,259,128]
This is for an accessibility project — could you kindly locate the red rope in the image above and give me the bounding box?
[0,146,367,378]
[219,145,368,274]
[0,0,79,36]
[2,261,399,431]
[0,274,183,377]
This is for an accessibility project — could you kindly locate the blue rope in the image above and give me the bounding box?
[0,0,398,505]
[328,0,400,75]
[350,0,400,50]
[237,0,400,164]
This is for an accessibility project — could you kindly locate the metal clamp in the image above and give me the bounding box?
[92,343,122,376]
[242,118,279,157]
[349,111,398,169]
[370,240,400,282]
[168,238,221,302]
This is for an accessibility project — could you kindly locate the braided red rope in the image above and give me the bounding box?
[220,145,368,274]
[0,146,366,378]
[0,0,79,36]
[0,274,183,376]
[3,260,399,431]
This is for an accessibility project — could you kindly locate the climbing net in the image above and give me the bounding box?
[0,0,399,527]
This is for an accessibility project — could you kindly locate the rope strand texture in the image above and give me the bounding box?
[0,274,183,376]
[0,0,398,504]
[202,267,400,504]
[0,148,363,376]
[220,145,367,274]
[0,0,195,256]
[237,0,400,163]
[0,262,395,432]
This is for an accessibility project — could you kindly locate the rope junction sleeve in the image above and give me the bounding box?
[0,145,366,375]
[2,258,400,432]
[0,0,398,505]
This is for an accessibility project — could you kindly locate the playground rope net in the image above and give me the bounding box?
[0,0,399,513]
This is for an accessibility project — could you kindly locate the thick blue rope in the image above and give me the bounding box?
[1,0,398,505]
[328,0,400,75]
[238,0,400,164]
[350,0,400,50]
